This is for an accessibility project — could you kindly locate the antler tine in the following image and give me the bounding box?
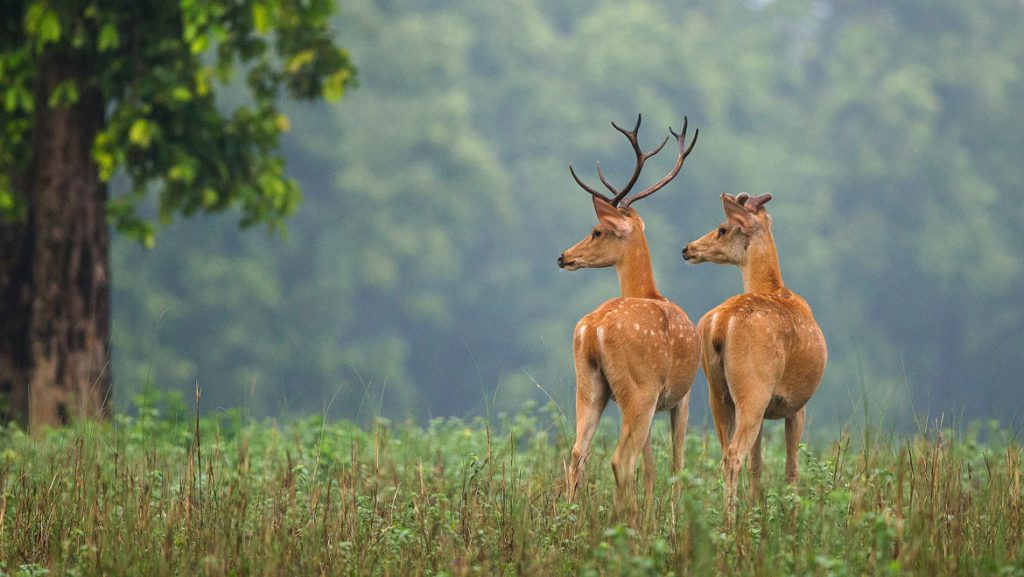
[611,112,643,137]
[600,114,671,206]
[621,117,699,209]
[568,163,613,204]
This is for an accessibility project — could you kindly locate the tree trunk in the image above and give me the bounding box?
[0,53,110,429]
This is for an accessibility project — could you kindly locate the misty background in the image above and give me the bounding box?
[108,0,1024,430]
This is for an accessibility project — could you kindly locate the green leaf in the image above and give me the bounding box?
[286,50,315,74]
[47,79,79,108]
[195,67,213,96]
[252,3,269,33]
[0,181,14,213]
[98,23,120,52]
[4,84,33,113]
[170,86,192,102]
[4,88,17,113]
[18,86,32,111]
[25,4,62,47]
[322,69,352,101]
[275,114,290,132]
[128,119,153,148]
[92,131,117,181]
[201,188,219,208]
[190,35,208,55]
[167,161,196,184]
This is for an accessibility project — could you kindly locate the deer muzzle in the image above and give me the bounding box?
[682,244,701,263]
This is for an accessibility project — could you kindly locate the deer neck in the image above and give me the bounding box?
[615,233,663,300]
[740,230,785,294]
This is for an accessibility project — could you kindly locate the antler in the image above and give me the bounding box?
[734,192,772,212]
[620,117,698,208]
[569,163,613,204]
[568,114,670,206]
[600,115,669,205]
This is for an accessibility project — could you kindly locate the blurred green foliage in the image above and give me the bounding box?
[111,0,1023,426]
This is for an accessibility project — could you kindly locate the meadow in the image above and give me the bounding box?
[1,394,1022,576]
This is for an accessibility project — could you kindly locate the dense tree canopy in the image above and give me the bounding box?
[110,0,1022,427]
[1,0,353,231]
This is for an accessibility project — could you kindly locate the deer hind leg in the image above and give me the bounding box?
[723,400,769,516]
[708,389,735,454]
[567,367,609,502]
[642,432,655,512]
[669,391,690,474]
[749,424,764,500]
[703,353,734,453]
[610,398,657,516]
[785,406,806,486]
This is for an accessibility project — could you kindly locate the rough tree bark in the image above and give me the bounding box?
[0,52,110,429]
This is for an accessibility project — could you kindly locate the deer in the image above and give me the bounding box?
[557,115,701,514]
[682,192,827,515]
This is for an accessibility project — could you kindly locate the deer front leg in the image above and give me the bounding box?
[567,368,608,502]
[784,406,806,486]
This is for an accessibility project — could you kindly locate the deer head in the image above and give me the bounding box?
[682,192,773,265]
[557,196,643,270]
[558,114,698,271]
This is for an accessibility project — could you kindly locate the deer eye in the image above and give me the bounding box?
[717,227,726,238]
[592,230,602,238]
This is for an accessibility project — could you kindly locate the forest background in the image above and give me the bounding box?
[108,0,1024,430]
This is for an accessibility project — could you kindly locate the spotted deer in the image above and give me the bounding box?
[557,115,700,512]
[682,192,827,513]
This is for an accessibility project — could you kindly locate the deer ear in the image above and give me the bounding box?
[722,193,756,231]
[593,196,633,237]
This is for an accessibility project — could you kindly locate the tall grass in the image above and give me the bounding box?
[0,398,1022,576]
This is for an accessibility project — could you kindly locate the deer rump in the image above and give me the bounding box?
[574,297,699,412]
[698,292,827,420]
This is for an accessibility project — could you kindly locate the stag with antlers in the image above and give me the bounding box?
[558,115,700,516]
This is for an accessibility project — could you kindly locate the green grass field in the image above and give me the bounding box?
[1,397,1022,576]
